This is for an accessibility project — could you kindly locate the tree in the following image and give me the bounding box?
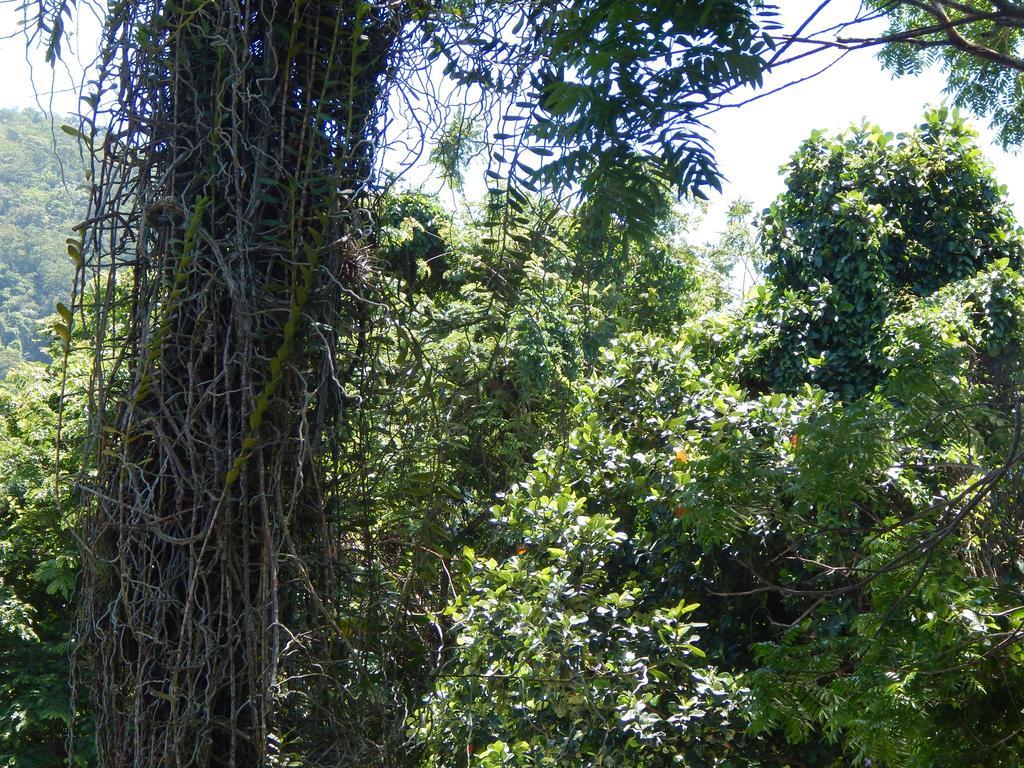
[0,351,91,767]
[740,108,1023,398]
[417,114,1024,767]
[15,0,777,765]
[324,186,729,763]
[861,0,1024,145]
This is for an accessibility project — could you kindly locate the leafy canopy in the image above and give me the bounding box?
[742,108,1023,398]
[413,112,1024,767]
[424,0,777,234]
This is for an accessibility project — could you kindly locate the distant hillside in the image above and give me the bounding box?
[0,108,88,374]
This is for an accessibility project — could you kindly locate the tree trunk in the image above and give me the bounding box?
[77,2,402,765]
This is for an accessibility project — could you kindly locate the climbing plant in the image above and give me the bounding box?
[64,2,405,765]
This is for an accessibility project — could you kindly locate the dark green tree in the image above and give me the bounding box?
[0,351,91,767]
[742,109,1023,398]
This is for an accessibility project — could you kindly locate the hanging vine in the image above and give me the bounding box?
[67,1,408,765]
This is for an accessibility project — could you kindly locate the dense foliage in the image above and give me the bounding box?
[28,1,779,762]
[741,109,1023,398]
[3,0,1024,763]
[0,351,89,767]
[414,113,1024,767]
[3,103,1023,766]
[308,187,725,761]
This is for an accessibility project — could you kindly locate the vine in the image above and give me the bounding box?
[66,1,408,765]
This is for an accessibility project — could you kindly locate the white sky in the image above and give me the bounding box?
[0,2,101,115]
[695,0,1024,241]
[1,0,1021,242]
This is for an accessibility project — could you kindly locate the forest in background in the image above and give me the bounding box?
[0,109,85,375]
[0,1,1023,767]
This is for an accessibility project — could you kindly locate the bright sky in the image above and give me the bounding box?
[695,0,1024,242]
[0,2,101,116]
[1,0,1021,242]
